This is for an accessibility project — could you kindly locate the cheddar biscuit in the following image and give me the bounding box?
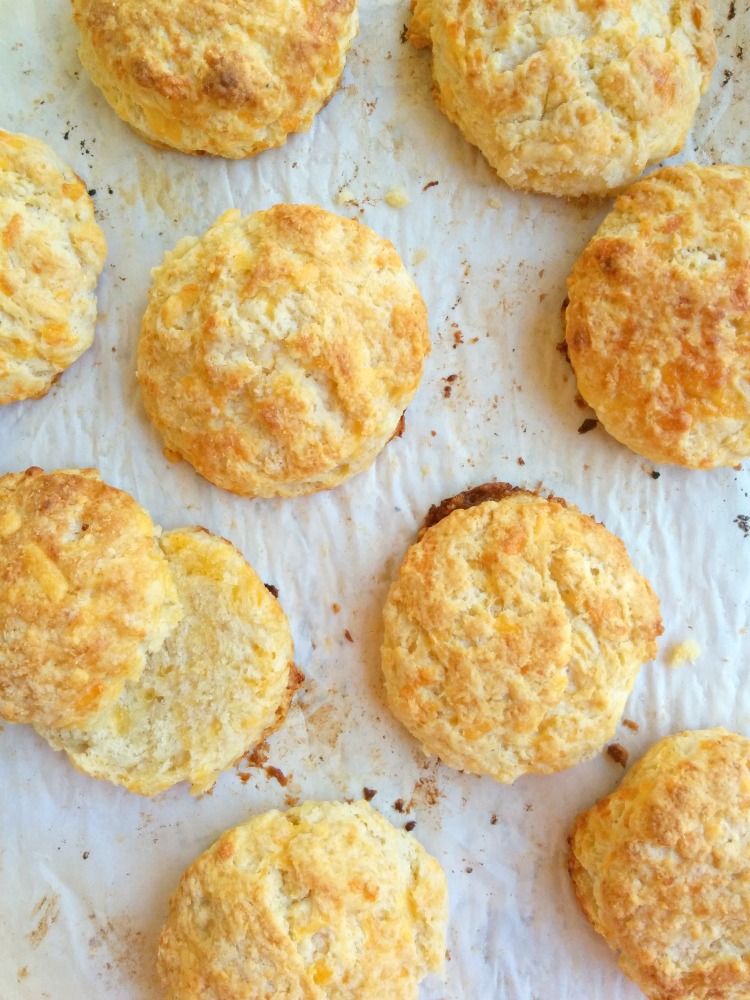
[42,527,298,795]
[566,164,750,468]
[408,0,715,197]
[0,130,106,404]
[71,0,358,158]
[382,485,662,782]
[137,204,430,498]
[569,728,750,999]
[0,468,180,729]
[157,800,448,1000]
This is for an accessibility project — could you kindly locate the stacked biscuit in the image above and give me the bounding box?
[0,466,298,796]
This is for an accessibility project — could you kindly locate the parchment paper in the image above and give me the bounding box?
[1,1,749,996]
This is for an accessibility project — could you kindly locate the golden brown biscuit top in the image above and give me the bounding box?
[0,129,107,404]
[382,491,662,781]
[0,467,181,729]
[569,728,750,1000]
[71,0,357,139]
[409,0,715,196]
[566,164,750,468]
[157,800,448,1000]
[137,204,429,497]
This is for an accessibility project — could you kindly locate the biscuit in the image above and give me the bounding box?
[0,467,181,729]
[566,164,750,468]
[137,204,430,498]
[381,486,662,782]
[70,0,358,159]
[569,728,750,1000]
[0,130,107,404]
[157,800,448,999]
[408,0,715,197]
[41,526,298,795]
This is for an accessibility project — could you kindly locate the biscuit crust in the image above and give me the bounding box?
[381,489,662,782]
[569,728,750,1000]
[41,527,298,795]
[0,468,181,729]
[409,0,715,197]
[0,130,107,404]
[71,0,358,158]
[157,800,448,1000]
[566,164,750,468]
[137,204,430,498]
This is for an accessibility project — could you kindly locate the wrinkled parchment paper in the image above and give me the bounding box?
[1,1,749,996]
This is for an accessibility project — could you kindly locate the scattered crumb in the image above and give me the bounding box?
[404,821,416,831]
[363,787,377,801]
[622,718,639,732]
[668,639,701,666]
[577,417,599,434]
[344,629,354,643]
[490,813,498,825]
[331,603,341,614]
[411,248,429,266]
[336,186,356,205]
[264,583,279,598]
[385,186,410,208]
[606,743,629,768]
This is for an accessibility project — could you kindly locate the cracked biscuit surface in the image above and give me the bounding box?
[408,0,715,197]
[71,0,358,158]
[569,728,750,1000]
[40,527,298,795]
[157,800,448,1000]
[0,130,106,404]
[381,488,662,782]
[0,467,181,729]
[566,164,750,468]
[137,204,430,498]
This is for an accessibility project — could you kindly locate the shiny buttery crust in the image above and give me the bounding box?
[71,0,358,158]
[381,489,662,782]
[0,130,107,404]
[408,0,715,197]
[157,800,448,1000]
[40,527,298,795]
[569,728,750,1000]
[0,468,181,729]
[137,204,430,498]
[566,164,750,468]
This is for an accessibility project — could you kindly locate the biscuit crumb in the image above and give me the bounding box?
[336,186,357,205]
[385,186,410,207]
[622,718,639,732]
[411,248,429,266]
[668,639,701,666]
[606,743,629,768]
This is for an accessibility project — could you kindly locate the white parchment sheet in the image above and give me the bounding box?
[1,1,749,997]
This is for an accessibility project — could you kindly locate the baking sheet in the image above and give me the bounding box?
[1,0,749,996]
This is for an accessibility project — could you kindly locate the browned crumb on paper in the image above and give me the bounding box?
[607,743,630,767]
[26,894,60,949]
[622,718,639,731]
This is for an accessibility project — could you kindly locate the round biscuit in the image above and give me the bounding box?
[70,0,358,159]
[0,467,181,729]
[0,130,107,404]
[137,204,430,498]
[157,800,448,1000]
[569,728,750,1000]
[41,526,298,796]
[409,0,715,197]
[566,163,750,468]
[381,486,662,782]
